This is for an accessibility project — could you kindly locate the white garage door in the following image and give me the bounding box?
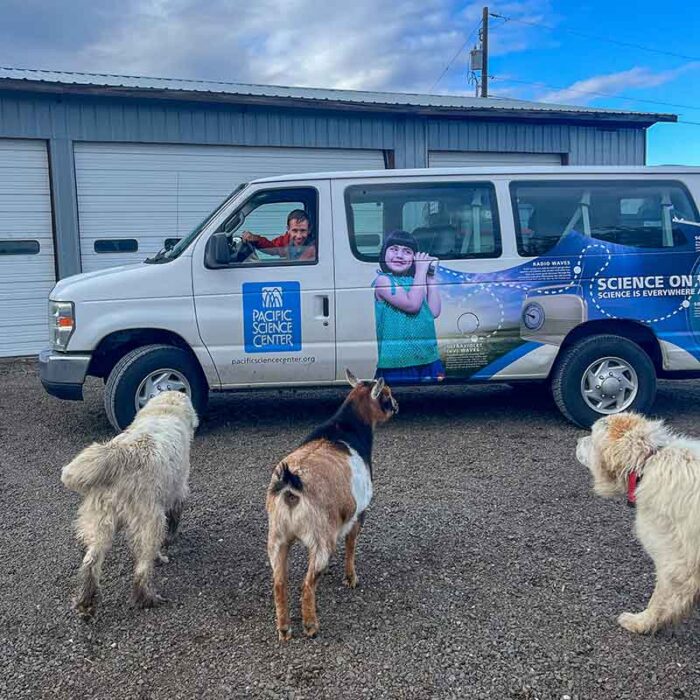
[74,143,385,272]
[0,140,55,357]
[429,151,563,167]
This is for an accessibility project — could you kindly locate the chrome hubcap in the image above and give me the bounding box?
[581,357,638,414]
[135,369,191,411]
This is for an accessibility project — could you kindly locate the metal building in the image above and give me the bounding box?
[0,67,675,357]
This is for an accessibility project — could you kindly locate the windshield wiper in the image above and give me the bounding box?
[145,248,170,264]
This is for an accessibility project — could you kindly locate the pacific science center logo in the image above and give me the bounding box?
[243,281,302,353]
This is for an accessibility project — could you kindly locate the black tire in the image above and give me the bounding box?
[551,334,656,428]
[104,344,208,431]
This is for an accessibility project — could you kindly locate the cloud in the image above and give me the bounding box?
[538,63,700,105]
[0,0,551,93]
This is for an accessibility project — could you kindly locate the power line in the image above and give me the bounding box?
[489,12,700,63]
[430,20,482,91]
[491,76,700,113]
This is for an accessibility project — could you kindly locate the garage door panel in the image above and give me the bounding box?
[0,299,52,321]
[0,202,52,217]
[0,142,49,162]
[0,178,51,195]
[75,143,384,272]
[0,282,54,301]
[77,221,180,238]
[81,236,175,255]
[77,198,180,213]
[0,256,55,275]
[0,139,55,357]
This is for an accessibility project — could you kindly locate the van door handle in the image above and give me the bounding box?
[317,295,330,325]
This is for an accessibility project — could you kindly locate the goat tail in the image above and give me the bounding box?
[61,443,120,495]
[269,461,304,508]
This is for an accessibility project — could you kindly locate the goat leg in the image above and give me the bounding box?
[269,540,291,641]
[302,546,329,638]
[344,520,363,589]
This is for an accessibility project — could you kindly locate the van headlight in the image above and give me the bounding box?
[49,300,75,350]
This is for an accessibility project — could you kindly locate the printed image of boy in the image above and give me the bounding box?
[372,230,446,383]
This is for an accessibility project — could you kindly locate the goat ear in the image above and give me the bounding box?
[371,378,385,399]
[345,369,359,387]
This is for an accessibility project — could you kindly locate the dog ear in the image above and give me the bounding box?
[632,417,667,468]
[345,369,359,387]
[605,413,667,475]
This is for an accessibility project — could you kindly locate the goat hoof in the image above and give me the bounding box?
[134,591,168,609]
[344,574,358,589]
[74,600,96,621]
[303,622,319,638]
[278,627,292,642]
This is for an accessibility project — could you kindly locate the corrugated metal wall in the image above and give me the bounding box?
[0,89,648,279]
[427,120,569,158]
[0,92,646,165]
[568,126,646,165]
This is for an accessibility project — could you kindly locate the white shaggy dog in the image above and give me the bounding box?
[61,391,199,619]
[577,412,700,634]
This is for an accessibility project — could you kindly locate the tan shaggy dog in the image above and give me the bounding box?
[577,412,700,634]
[61,391,199,619]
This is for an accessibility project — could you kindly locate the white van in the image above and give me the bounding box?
[40,166,700,429]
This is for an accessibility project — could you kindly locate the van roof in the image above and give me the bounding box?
[251,165,700,184]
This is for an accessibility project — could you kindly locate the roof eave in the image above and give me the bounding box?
[0,78,677,126]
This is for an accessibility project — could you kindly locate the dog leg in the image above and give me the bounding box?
[268,539,291,641]
[164,501,184,547]
[301,545,330,638]
[618,568,698,634]
[155,550,169,565]
[128,515,167,608]
[344,521,362,589]
[74,511,115,620]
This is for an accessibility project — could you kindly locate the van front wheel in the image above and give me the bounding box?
[104,344,208,431]
[551,335,656,428]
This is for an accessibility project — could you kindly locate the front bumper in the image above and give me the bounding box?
[38,349,91,401]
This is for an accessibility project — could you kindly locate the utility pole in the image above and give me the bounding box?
[468,6,490,97]
[481,6,489,98]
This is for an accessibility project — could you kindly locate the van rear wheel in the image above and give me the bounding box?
[104,344,208,431]
[551,334,656,428]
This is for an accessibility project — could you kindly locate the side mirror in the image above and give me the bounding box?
[204,233,231,268]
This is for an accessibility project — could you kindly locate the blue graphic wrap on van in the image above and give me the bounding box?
[243,281,302,353]
[430,221,700,380]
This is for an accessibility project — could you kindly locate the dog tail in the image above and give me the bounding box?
[61,443,121,495]
[269,461,303,508]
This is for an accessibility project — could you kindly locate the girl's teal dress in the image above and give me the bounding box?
[372,272,445,382]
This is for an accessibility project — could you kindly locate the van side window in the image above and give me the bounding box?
[511,180,699,256]
[215,187,318,266]
[345,182,501,261]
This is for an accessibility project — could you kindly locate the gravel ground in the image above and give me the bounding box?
[2,358,700,700]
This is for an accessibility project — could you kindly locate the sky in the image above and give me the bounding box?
[1,0,698,165]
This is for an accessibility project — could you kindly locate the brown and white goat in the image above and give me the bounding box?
[266,369,398,640]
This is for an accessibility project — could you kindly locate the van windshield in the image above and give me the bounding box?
[145,183,248,264]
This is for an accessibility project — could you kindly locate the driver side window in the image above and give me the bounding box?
[216,187,318,266]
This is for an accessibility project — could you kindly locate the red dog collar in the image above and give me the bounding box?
[627,472,641,506]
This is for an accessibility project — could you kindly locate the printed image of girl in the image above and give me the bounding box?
[372,230,446,383]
